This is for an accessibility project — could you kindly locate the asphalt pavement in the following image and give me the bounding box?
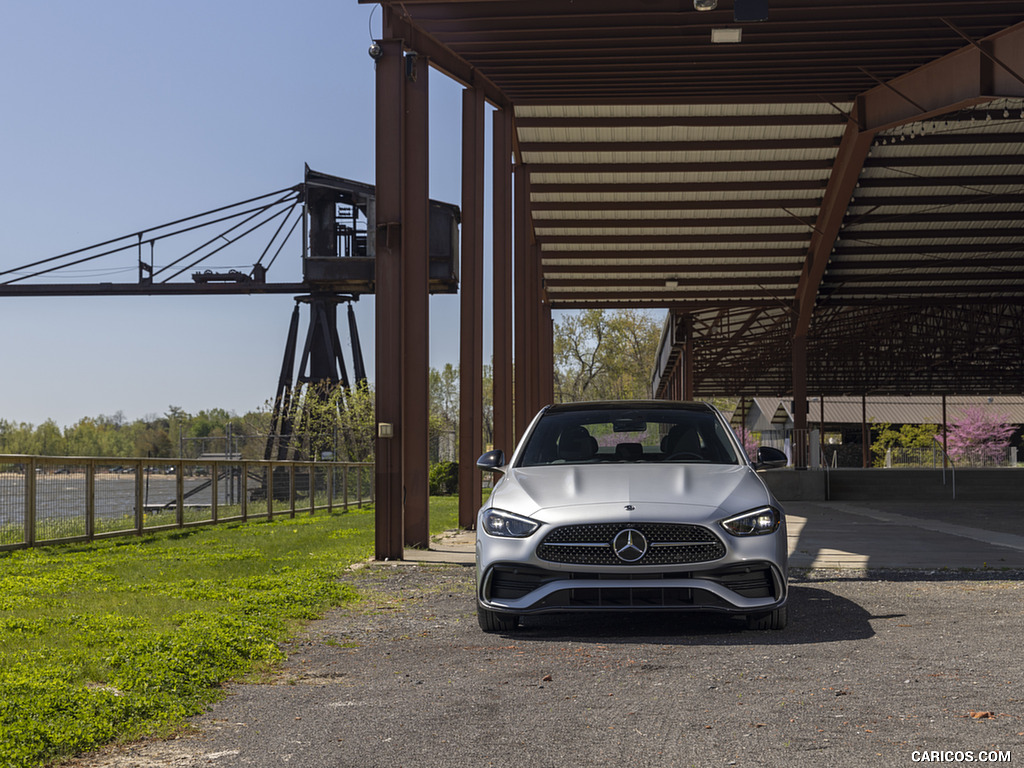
[65,500,1024,768]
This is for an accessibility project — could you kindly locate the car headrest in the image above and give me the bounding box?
[558,425,598,461]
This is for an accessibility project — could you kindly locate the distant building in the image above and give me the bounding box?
[728,396,1024,468]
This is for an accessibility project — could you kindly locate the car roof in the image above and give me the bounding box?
[542,400,716,414]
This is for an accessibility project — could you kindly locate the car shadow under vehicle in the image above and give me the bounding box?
[507,584,880,645]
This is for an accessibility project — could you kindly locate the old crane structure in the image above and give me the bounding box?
[0,165,460,466]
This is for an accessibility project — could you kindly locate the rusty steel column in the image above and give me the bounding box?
[861,394,869,468]
[941,395,949,469]
[533,244,547,415]
[681,314,695,401]
[792,335,809,469]
[458,87,485,530]
[539,296,554,407]
[402,52,430,548]
[520,241,544,428]
[513,162,530,443]
[492,108,514,457]
[373,38,405,561]
[523,242,538,419]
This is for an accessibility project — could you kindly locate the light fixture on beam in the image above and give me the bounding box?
[711,27,742,43]
[694,0,717,10]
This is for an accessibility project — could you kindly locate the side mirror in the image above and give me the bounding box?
[754,446,788,470]
[476,449,506,473]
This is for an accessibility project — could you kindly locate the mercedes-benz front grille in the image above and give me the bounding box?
[537,522,726,566]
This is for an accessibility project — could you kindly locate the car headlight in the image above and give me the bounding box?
[481,508,540,538]
[719,506,781,536]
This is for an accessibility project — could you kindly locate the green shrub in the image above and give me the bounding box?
[429,461,459,495]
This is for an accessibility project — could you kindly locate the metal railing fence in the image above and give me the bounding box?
[0,455,373,551]
[882,443,1018,469]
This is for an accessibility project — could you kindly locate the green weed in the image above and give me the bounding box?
[0,499,461,767]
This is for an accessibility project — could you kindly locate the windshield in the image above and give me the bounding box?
[516,407,742,467]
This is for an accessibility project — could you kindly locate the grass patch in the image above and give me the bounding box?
[0,498,461,767]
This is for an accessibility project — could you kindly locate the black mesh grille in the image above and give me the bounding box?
[537,522,725,566]
[487,563,778,608]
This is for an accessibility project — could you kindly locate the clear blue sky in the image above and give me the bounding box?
[0,0,490,428]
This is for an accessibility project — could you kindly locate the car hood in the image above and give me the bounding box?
[490,463,771,519]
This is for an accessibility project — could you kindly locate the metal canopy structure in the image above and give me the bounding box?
[369,0,1024,395]
[364,0,1024,557]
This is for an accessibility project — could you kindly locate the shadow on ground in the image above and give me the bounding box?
[506,583,883,645]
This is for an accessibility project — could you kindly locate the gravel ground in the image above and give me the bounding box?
[66,562,1024,768]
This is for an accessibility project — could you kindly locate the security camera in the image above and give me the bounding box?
[368,42,383,60]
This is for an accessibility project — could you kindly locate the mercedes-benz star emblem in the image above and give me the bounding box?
[612,528,648,563]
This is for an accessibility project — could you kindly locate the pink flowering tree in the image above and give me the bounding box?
[732,429,759,462]
[940,407,1017,466]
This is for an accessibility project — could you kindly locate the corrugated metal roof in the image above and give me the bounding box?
[519,98,840,315]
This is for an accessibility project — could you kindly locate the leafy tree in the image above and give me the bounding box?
[336,382,375,462]
[429,364,460,432]
[553,309,663,402]
[64,417,105,457]
[942,406,1016,465]
[34,419,65,456]
[0,420,37,455]
[870,421,939,467]
[424,363,494,463]
[265,381,376,463]
[133,418,172,458]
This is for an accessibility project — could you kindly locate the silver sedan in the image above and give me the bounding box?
[475,401,789,632]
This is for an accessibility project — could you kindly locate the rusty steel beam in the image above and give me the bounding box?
[378,6,510,110]
[542,262,802,274]
[544,276,798,288]
[794,20,1024,339]
[492,107,514,457]
[514,115,846,128]
[837,242,1024,256]
[519,138,841,153]
[402,52,431,549]
[794,109,874,337]
[529,199,824,212]
[545,289,789,301]
[374,38,406,562]
[858,20,1024,131]
[0,282,315,297]
[538,233,812,245]
[534,215,817,229]
[540,252,802,268]
[549,298,783,310]
[458,87,486,530]
[529,180,828,194]
[524,160,835,175]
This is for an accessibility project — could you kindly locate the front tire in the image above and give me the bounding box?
[477,605,520,632]
[746,605,787,630]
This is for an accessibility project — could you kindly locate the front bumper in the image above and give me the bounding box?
[478,559,787,616]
